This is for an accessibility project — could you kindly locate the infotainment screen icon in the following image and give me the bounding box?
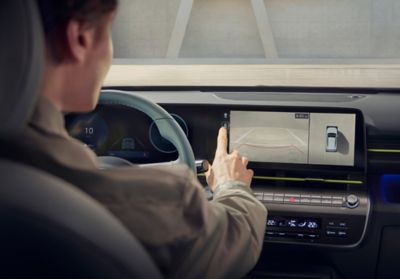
[229,111,356,166]
[326,126,338,152]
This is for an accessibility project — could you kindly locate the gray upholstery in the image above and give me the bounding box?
[0,160,163,278]
[0,0,44,139]
[0,0,162,278]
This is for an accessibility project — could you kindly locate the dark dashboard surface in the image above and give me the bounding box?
[66,89,400,279]
[66,89,400,174]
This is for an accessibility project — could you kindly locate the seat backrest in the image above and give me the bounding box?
[0,0,43,139]
[0,1,162,278]
[0,160,163,279]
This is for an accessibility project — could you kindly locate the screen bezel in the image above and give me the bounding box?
[226,106,366,173]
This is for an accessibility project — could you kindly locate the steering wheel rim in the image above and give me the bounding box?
[98,90,196,173]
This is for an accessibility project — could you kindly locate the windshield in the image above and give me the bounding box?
[108,0,400,88]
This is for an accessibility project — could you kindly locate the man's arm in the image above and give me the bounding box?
[172,174,267,279]
[94,128,266,278]
[171,128,267,278]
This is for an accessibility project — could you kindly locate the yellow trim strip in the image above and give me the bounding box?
[253,176,305,182]
[324,179,363,185]
[368,148,400,153]
[197,173,363,184]
[254,176,363,185]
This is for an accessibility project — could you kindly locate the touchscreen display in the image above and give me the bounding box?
[229,111,356,166]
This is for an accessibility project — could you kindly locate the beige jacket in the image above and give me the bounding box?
[15,97,267,279]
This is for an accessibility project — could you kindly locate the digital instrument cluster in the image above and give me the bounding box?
[66,105,188,164]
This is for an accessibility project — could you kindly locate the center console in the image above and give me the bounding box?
[226,107,369,247]
[253,185,369,246]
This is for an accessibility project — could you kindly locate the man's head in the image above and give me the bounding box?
[37,0,118,112]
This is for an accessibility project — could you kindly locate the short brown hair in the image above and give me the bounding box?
[37,0,118,62]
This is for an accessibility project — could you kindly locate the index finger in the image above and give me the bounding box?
[215,127,228,156]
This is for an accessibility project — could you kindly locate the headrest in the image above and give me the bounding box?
[0,0,44,139]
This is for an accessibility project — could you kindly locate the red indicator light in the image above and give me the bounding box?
[289,197,295,203]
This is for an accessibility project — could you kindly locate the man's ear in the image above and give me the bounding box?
[65,20,95,63]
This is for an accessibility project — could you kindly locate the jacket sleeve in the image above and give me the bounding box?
[172,171,267,279]
[90,165,267,279]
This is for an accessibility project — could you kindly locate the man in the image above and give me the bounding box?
[12,0,267,278]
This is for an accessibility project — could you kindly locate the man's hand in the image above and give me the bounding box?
[205,127,254,192]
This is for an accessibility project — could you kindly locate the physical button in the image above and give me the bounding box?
[326,230,337,237]
[321,199,332,206]
[284,197,300,204]
[346,194,360,208]
[308,234,320,239]
[327,221,336,226]
[285,193,301,198]
[310,198,321,205]
[273,196,284,203]
[296,233,306,238]
[300,198,311,204]
[332,200,343,207]
[339,221,347,227]
[266,231,275,237]
[254,192,263,201]
[263,195,274,202]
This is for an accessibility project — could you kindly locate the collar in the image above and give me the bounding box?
[29,96,68,137]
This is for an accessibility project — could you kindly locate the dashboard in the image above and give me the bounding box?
[66,105,366,171]
[66,89,400,278]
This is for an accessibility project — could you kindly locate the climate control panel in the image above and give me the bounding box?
[255,188,370,247]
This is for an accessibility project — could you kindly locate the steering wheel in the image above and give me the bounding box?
[97,90,196,173]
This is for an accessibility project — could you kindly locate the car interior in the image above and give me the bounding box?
[2,0,400,278]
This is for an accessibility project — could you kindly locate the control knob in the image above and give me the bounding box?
[346,194,359,208]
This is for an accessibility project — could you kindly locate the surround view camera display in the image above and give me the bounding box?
[229,111,356,166]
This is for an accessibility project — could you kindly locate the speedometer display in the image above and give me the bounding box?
[68,112,109,153]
